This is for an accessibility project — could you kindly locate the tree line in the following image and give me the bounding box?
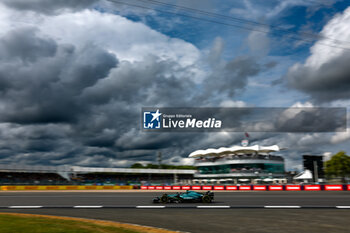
[130,163,196,170]
[325,151,350,183]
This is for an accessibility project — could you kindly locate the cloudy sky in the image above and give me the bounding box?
[0,0,349,171]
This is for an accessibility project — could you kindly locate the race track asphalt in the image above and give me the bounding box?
[0,191,349,207]
[0,191,349,233]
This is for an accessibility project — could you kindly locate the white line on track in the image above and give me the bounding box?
[264,206,301,208]
[9,206,43,208]
[336,206,350,209]
[0,196,148,198]
[73,206,103,208]
[136,206,165,208]
[197,206,230,208]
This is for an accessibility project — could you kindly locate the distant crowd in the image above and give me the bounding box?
[0,172,190,185]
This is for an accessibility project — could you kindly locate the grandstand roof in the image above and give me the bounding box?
[0,164,196,174]
[71,166,196,174]
[0,164,70,173]
[188,145,280,158]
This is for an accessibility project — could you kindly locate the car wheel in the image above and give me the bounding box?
[202,195,212,203]
[160,194,169,203]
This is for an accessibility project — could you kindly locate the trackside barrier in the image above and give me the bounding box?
[286,185,301,191]
[226,186,237,190]
[138,185,349,191]
[304,185,321,191]
[324,185,343,191]
[253,186,266,191]
[268,185,283,191]
[239,186,251,190]
[2,185,349,191]
[1,185,133,191]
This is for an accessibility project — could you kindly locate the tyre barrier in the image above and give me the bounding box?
[140,184,350,191]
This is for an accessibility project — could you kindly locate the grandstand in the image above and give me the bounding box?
[189,141,287,184]
[0,172,70,185]
[0,164,195,185]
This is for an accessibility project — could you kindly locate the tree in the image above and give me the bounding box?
[325,151,350,183]
[146,164,159,169]
[130,163,144,168]
[130,163,196,170]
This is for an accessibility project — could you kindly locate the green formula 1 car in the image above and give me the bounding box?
[153,190,214,203]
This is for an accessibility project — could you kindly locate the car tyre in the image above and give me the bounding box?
[160,194,169,203]
[202,194,212,203]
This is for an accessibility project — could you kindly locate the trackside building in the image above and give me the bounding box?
[189,142,286,184]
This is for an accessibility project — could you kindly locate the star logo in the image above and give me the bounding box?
[151,109,162,122]
[143,109,162,129]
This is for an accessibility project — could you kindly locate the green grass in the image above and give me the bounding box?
[0,214,141,233]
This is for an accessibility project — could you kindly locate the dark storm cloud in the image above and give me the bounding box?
[1,0,99,14]
[0,23,333,170]
[286,50,350,102]
[81,56,196,106]
[0,27,57,63]
[275,108,346,132]
[0,20,272,167]
[202,56,261,101]
[221,56,261,95]
[199,37,263,100]
[115,129,205,151]
[0,27,118,124]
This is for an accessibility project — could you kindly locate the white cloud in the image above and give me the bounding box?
[40,10,200,66]
[165,156,195,166]
[0,3,201,70]
[307,7,350,68]
[323,151,332,161]
[331,129,350,144]
[286,7,350,102]
[247,80,270,88]
[277,101,314,121]
[290,101,314,108]
[219,100,248,107]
